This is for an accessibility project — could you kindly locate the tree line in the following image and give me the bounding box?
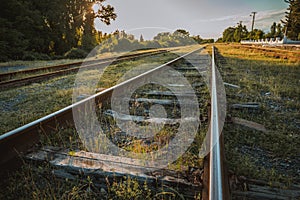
[218,22,284,42]
[0,0,213,62]
[219,0,300,42]
[0,0,116,61]
[97,29,214,53]
[3,1,296,61]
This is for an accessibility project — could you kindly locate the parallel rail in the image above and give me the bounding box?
[208,46,229,200]
[0,46,229,199]
[0,49,168,90]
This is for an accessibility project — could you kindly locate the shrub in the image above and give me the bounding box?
[64,48,88,59]
[22,51,51,61]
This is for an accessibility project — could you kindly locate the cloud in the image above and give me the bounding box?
[256,9,286,22]
[246,9,286,32]
[193,14,241,23]
[189,8,287,39]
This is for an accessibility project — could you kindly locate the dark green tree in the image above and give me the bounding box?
[282,0,300,40]
[192,35,203,44]
[221,23,248,42]
[222,27,236,42]
[265,22,277,38]
[140,35,144,42]
[271,22,277,37]
[174,29,190,37]
[0,0,116,61]
[252,29,265,40]
[275,23,284,38]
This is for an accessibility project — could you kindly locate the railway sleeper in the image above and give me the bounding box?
[25,146,203,199]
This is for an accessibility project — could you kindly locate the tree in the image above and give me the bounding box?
[265,22,276,38]
[97,30,213,53]
[222,27,236,42]
[252,29,265,40]
[275,23,284,38]
[271,22,277,37]
[0,0,117,61]
[265,22,284,39]
[0,0,43,60]
[154,32,171,41]
[221,23,248,42]
[282,0,300,40]
[174,29,190,37]
[140,35,144,42]
[192,35,203,44]
[113,38,132,52]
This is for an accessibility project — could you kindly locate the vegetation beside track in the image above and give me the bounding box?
[212,44,300,186]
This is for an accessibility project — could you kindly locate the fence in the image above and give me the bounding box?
[241,36,300,45]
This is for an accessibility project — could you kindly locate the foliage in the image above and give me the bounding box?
[0,0,116,61]
[139,34,144,42]
[250,29,265,40]
[265,22,284,39]
[109,177,152,199]
[22,52,51,61]
[214,44,300,185]
[219,21,285,42]
[221,23,249,42]
[64,48,88,59]
[96,29,214,54]
[153,30,195,47]
[282,0,300,40]
[192,35,214,44]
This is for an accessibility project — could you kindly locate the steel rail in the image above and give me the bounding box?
[207,46,229,200]
[0,49,167,81]
[0,46,203,175]
[0,50,167,90]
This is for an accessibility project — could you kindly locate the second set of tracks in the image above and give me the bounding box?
[0,46,229,199]
[0,49,169,90]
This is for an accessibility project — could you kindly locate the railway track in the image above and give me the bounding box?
[0,46,230,199]
[0,49,168,90]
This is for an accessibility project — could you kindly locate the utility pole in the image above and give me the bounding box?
[250,12,257,32]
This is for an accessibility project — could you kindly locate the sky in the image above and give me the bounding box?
[94,0,288,40]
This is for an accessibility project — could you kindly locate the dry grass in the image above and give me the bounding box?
[215,43,300,63]
[0,52,120,73]
[0,51,179,134]
[212,43,300,186]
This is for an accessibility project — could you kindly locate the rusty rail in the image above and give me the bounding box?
[0,46,230,200]
[0,50,167,90]
[0,47,203,175]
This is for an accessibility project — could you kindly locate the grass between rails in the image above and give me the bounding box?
[0,51,180,134]
[212,43,300,186]
[0,47,183,78]
[0,49,166,82]
[1,45,208,199]
[0,45,202,134]
[0,52,120,73]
